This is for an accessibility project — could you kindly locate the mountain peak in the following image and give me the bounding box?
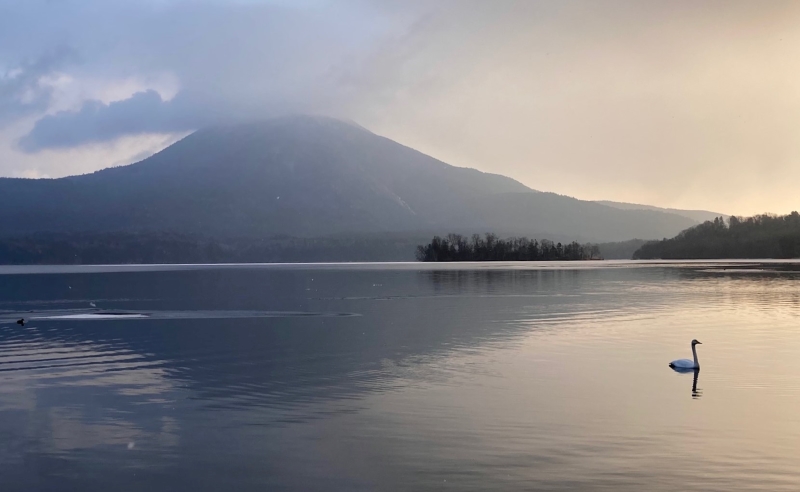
[0,117,696,242]
[197,114,373,140]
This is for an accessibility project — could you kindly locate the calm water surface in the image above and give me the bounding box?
[1,261,799,491]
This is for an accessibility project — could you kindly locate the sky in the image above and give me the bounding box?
[1,0,799,216]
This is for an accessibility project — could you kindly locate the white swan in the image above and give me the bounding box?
[669,339,702,369]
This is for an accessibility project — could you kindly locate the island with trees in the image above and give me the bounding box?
[633,212,800,259]
[415,234,601,262]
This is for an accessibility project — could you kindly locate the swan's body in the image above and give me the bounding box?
[669,339,701,369]
[669,358,696,369]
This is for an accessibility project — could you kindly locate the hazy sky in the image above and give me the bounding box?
[2,0,799,216]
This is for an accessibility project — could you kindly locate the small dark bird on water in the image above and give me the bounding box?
[16,319,24,326]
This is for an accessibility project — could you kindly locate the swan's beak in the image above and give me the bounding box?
[696,341,702,344]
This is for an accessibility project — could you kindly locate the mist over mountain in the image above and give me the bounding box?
[0,116,698,244]
[594,200,726,224]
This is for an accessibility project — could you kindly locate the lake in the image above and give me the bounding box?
[1,261,799,491]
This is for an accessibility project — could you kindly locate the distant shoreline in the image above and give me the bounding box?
[2,259,800,275]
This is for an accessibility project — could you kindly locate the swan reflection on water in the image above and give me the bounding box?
[671,366,702,399]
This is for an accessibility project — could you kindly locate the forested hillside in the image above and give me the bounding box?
[633,213,800,259]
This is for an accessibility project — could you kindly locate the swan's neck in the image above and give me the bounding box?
[692,344,699,368]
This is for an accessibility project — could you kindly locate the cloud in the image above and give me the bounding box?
[4,0,428,151]
[18,90,189,151]
[0,46,76,124]
[3,0,800,214]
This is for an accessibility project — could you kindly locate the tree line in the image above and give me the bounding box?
[633,212,800,259]
[415,234,601,262]
[0,232,423,264]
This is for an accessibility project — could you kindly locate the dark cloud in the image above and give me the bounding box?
[3,0,428,150]
[18,90,191,151]
[0,46,76,124]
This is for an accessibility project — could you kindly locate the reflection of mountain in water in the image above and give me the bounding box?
[0,263,795,490]
[0,267,664,421]
[2,263,788,418]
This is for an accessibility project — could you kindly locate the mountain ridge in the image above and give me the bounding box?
[0,115,698,243]
[594,200,726,224]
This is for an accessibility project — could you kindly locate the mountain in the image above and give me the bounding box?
[0,115,699,243]
[594,200,726,224]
